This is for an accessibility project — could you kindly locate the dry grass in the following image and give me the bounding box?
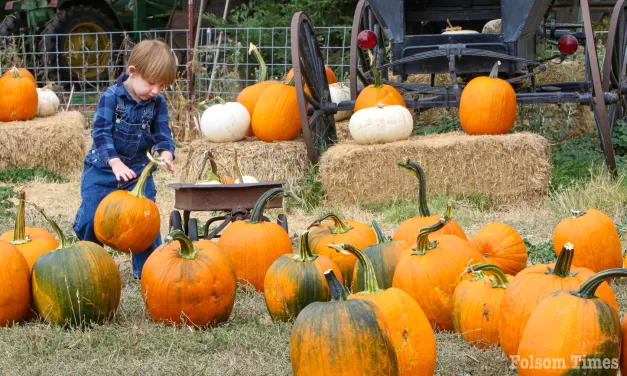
[178,137,311,185]
[319,131,551,207]
[0,111,86,177]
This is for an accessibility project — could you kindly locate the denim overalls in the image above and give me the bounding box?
[73,90,161,278]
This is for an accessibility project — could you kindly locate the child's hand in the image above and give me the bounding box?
[159,150,175,174]
[109,158,137,182]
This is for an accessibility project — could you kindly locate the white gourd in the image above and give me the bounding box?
[36,84,60,117]
[200,101,250,142]
[329,82,352,121]
[349,103,414,145]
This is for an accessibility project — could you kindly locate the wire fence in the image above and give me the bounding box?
[0,26,353,121]
[0,26,608,122]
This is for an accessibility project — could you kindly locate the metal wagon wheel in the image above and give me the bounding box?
[290,11,337,165]
[581,0,623,176]
[349,0,392,100]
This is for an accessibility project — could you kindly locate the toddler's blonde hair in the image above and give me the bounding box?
[128,39,177,86]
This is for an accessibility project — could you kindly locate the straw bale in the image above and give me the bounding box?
[0,111,86,177]
[179,136,311,184]
[320,131,550,207]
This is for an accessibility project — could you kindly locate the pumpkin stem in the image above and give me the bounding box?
[130,160,156,198]
[372,220,390,244]
[28,202,68,249]
[413,204,453,255]
[286,76,295,87]
[196,150,222,182]
[11,189,30,245]
[324,269,348,301]
[249,187,297,224]
[233,150,244,183]
[367,49,383,89]
[550,242,575,278]
[163,229,198,260]
[294,232,318,262]
[489,61,501,79]
[248,43,268,83]
[570,210,586,218]
[465,263,509,289]
[307,213,353,234]
[573,268,627,298]
[397,157,430,217]
[329,243,383,294]
[10,66,21,78]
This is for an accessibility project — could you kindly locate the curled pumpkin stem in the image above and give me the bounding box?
[26,201,67,249]
[307,213,353,234]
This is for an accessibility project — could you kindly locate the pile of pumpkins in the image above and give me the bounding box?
[3,153,627,375]
[0,66,60,122]
[199,36,519,146]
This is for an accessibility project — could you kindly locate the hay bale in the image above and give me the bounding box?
[320,132,550,207]
[179,136,311,184]
[0,111,86,176]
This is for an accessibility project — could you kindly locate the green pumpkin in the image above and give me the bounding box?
[31,207,121,327]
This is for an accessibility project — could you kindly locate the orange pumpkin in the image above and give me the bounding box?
[451,263,512,348]
[459,61,517,135]
[392,208,485,331]
[621,313,627,376]
[498,242,619,359]
[0,240,30,326]
[2,66,36,85]
[290,269,399,376]
[0,66,38,122]
[218,188,296,292]
[251,80,301,142]
[285,65,337,86]
[392,158,467,243]
[330,243,436,376]
[237,43,276,137]
[354,50,405,112]
[263,232,343,322]
[307,213,377,288]
[352,220,408,292]
[553,209,623,273]
[0,190,58,271]
[517,268,627,375]
[469,222,528,275]
[94,159,160,253]
[141,230,237,327]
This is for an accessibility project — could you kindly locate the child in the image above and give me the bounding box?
[73,39,177,279]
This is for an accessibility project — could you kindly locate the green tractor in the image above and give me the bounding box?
[0,0,237,82]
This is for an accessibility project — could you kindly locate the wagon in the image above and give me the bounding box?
[289,0,626,176]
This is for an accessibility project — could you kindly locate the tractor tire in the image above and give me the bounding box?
[38,5,122,84]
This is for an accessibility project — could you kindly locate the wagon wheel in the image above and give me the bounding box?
[581,0,621,176]
[290,11,337,165]
[187,218,199,241]
[601,1,627,137]
[169,210,182,232]
[349,0,391,100]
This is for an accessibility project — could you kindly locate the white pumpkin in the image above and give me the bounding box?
[36,84,60,117]
[235,176,259,184]
[349,103,414,145]
[329,82,352,121]
[200,101,250,142]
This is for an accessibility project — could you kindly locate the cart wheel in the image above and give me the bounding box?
[169,210,182,232]
[277,214,289,234]
[188,218,199,241]
[290,11,337,165]
[581,0,620,176]
[349,0,392,100]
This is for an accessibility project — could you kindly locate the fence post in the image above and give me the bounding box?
[188,0,196,138]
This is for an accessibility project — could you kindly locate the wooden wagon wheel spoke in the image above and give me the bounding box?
[581,0,619,176]
[291,11,337,165]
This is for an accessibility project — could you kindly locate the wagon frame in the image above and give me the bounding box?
[290,0,627,176]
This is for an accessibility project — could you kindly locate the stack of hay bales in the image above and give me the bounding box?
[319,132,551,207]
[179,136,311,184]
[0,111,86,176]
